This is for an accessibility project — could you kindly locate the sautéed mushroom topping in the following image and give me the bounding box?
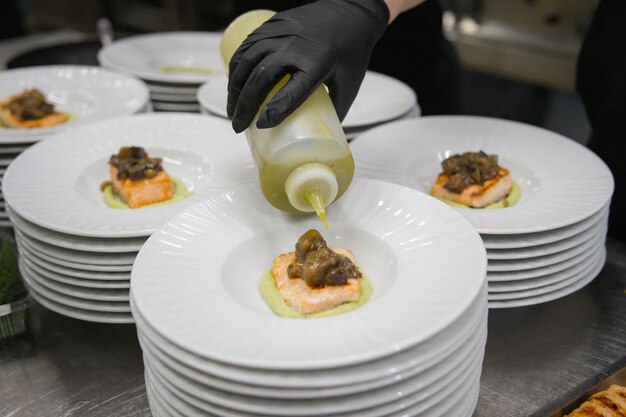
[287,229,361,288]
[441,151,501,193]
[4,89,55,120]
[109,146,164,181]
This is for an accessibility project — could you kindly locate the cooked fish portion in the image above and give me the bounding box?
[272,246,361,315]
[431,166,512,208]
[108,146,174,208]
[0,89,68,128]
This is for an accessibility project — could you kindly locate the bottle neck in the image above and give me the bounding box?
[285,163,339,228]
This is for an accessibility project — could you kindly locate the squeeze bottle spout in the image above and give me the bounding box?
[220,10,355,228]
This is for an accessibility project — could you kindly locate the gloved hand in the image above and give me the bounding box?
[227,0,390,133]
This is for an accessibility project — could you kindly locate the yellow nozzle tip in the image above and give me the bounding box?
[306,189,329,230]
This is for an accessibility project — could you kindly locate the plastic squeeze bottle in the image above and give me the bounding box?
[220,10,355,229]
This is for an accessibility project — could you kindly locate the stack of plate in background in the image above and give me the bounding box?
[98,32,225,113]
[350,116,614,308]
[2,113,255,323]
[197,70,420,139]
[0,65,151,230]
[131,179,488,417]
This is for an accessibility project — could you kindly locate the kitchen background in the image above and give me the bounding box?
[0,0,598,144]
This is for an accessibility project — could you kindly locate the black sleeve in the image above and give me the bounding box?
[577,0,626,240]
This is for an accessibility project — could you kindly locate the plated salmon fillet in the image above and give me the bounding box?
[431,151,513,208]
[0,89,69,129]
[272,247,361,315]
[107,147,174,208]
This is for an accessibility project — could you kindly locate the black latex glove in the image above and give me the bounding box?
[227,0,389,133]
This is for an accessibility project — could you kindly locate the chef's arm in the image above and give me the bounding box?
[384,0,427,22]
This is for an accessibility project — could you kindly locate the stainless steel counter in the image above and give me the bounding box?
[2,237,625,417]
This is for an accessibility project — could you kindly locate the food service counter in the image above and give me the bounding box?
[1,237,625,416]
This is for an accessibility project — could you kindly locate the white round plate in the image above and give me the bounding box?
[0,66,149,141]
[351,116,614,234]
[18,246,131,281]
[140,324,484,414]
[7,205,146,253]
[16,235,132,272]
[342,71,418,128]
[197,71,419,129]
[151,101,200,112]
[3,113,255,237]
[486,215,607,260]
[20,255,129,289]
[16,229,137,265]
[20,259,129,302]
[0,144,28,153]
[488,247,606,308]
[98,32,224,84]
[27,285,134,324]
[146,82,200,95]
[145,352,482,417]
[486,224,606,272]
[488,242,604,292]
[481,203,609,250]
[487,232,605,282]
[134,295,486,397]
[21,266,131,313]
[143,335,483,417]
[131,179,486,370]
[488,248,606,300]
[150,91,198,103]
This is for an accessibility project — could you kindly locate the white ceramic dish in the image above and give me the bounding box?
[0,66,149,141]
[488,242,604,292]
[488,248,606,300]
[7,205,146,253]
[145,354,481,417]
[20,259,129,302]
[144,337,483,416]
[351,116,614,234]
[17,235,132,272]
[98,32,224,84]
[19,245,130,281]
[3,113,256,237]
[481,204,608,250]
[486,225,606,272]
[20,255,129,289]
[150,91,199,102]
[16,230,137,265]
[486,215,607,259]
[151,101,201,112]
[197,71,418,129]
[146,82,201,95]
[132,284,486,389]
[21,266,131,313]
[131,179,486,370]
[135,300,486,398]
[488,247,607,309]
[6,206,147,254]
[141,323,484,410]
[26,285,133,323]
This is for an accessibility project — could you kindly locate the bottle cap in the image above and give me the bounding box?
[285,163,338,212]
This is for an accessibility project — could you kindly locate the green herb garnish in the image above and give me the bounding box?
[0,236,26,305]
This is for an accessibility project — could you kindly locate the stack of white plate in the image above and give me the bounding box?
[350,116,614,308]
[2,113,256,323]
[0,65,151,229]
[98,32,225,113]
[131,179,488,417]
[197,70,420,139]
